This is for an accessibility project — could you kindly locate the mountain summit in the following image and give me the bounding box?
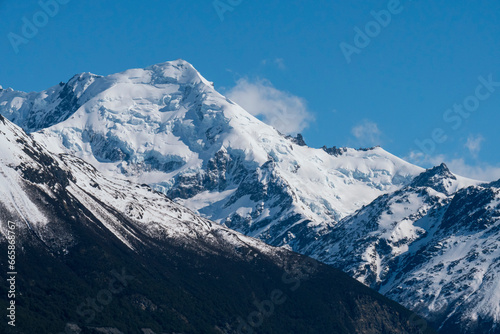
[410,163,458,195]
[0,59,423,252]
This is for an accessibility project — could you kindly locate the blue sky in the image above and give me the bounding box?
[1,0,500,180]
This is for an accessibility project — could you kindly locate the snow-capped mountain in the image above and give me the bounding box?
[2,59,499,333]
[0,115,434,333]
[0,60,422,253]
[306,163,500,333]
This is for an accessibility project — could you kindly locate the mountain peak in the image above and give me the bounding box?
[486,178,500,188]
[432,162,451,174]
[410,162,457,194]
[142,59,212,87]
[67,71,101,84]
[285,133,307,146]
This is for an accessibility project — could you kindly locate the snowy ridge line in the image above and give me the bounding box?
[2,60,427,251]
[0,164,33,231]
[305,163,500,333]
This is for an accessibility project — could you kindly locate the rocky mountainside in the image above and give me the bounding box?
[306,163,500,333]
[0,115,435,334]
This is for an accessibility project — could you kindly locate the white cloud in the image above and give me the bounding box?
[406,152,500,182]
[465,134,484,158]
[446,159,500,181]
[274,58,286,70]
[261,58,286,70]
[351,120,383,147]
[227,78,313,135]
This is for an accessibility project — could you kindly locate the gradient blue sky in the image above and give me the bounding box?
[1,0,499,180]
